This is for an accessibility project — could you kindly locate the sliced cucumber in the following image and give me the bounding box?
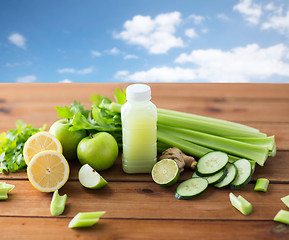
[230,159,252,190]
[175,177,208,200]
[214,163,237,188]
[196,151,228,177]
[192,168,227,185]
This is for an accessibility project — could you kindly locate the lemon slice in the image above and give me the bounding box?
[27,150,69,192]
[151,159,180,187]
[23,131,62,165]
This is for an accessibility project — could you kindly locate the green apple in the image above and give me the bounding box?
[49,119,87,161]
[78,164,107,189]
[77,132,118,171]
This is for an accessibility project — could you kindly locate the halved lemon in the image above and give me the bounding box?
[27,150,69,192]
[23,131,62,165]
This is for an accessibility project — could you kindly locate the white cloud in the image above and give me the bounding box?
[5,61,32,67]
[59,79,72,83]
[105,47,120,55]
[188,14,206,25]
[16,75,37,83]
[114,70,130,79]
[124,54,139,60]
[262,10,289,37]
[233,0,262,24]
[115,12,184,54]
[57,67,93,74]
[185,28,198,38]
[91,50,101,57]
[8,33,26,49]
[116,43,289,83]
[115,67,197,82]
[217,13,230,21]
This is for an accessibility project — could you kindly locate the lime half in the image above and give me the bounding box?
[151,159,180,187]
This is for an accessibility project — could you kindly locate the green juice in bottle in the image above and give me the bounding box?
[121,84,157,173]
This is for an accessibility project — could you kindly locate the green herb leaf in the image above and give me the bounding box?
[0,121,45,174]
[56,101,90,120]
[114,88,126,105]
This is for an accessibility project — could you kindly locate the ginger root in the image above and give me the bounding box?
[159,147,197,172]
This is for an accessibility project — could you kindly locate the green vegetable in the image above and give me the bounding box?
[196,151,228,176]
[0,182,15,200]
[55,94,123,146]
[157,110,266,138]
[229,193,253,215]
[158,124,268,166]
[53,88,275,168]
[254,178,270,192]
[281,195,289,208]
[0,121,46,174]
[230,159,252,190]
[274,210,289,225]
[50,189,67,216]
[68,211,106,228]
[175,177,208,200]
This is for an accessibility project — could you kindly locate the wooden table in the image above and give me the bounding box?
[0,83,289,239]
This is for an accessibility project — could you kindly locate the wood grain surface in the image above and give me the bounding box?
[0,83,289,240]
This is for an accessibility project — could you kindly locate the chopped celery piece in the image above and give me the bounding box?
[158,124,268,166]
[50,189,67,216]
[0,182,15,200]
[157,108,260,133]
[281,195,289,208]
[68,211,106,228]
[229,193,253,215]
[254,178,270,192]
[274,210,289,225]
[157,112,266,138]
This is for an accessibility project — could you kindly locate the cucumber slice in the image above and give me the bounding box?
[230,159,252,190]
[196,151,228,177]
[192,168,227,185]
[175,177,208,200]
[214,163,237,188]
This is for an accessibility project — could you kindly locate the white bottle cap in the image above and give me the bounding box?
[126,84,151,102]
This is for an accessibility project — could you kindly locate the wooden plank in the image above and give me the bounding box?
[1,84,289,133]
[1,151,288,182]
[1,217,288,240]
[1,93,288,130]
[0,180,287,220]
[1,83,289,100]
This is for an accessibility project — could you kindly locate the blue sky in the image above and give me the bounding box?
[0,0,289,83]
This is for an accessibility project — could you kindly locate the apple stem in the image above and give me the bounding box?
[89,133,94,139]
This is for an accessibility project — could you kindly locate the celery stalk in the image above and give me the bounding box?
[157,108,261,133]
[274,210,289,225]
[0,182,15,200]
[158,124,268,166]
[157,130,239,162]
[50,189,67,216]
[68,211,106,228]
[157,113,266,138]
[229,136,275,152]
[254,178,270,192]
[281,195,289,208]
[229,193,253,215]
